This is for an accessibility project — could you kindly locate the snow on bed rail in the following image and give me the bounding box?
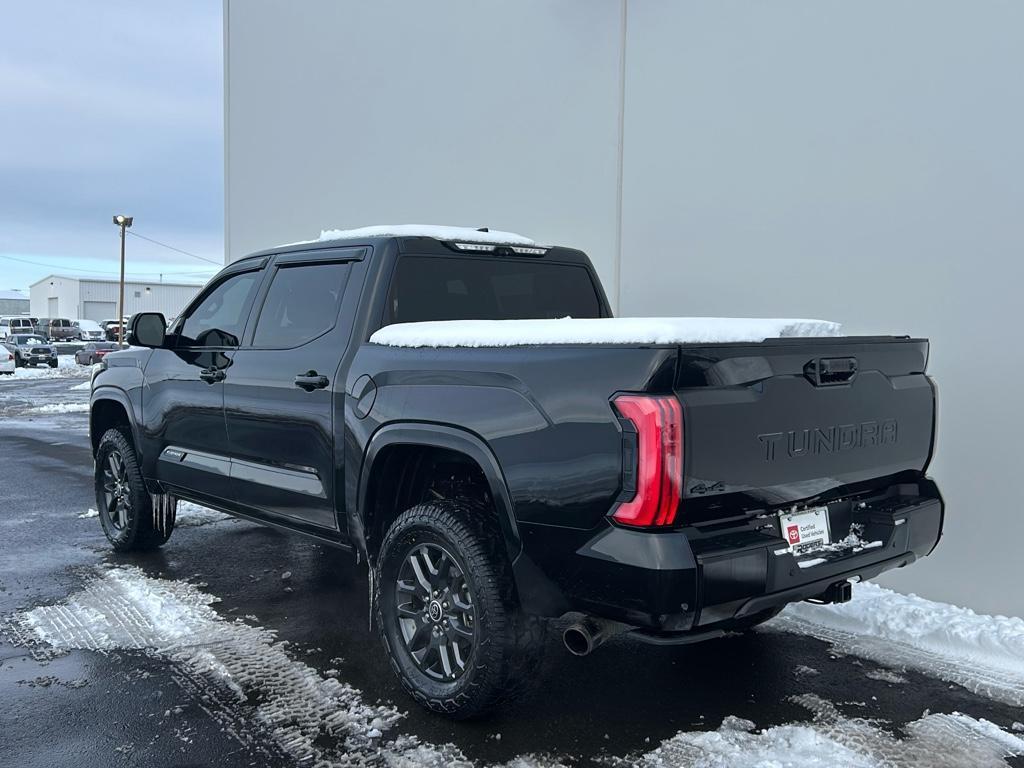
[370,316,842,348]
[766,582,1024,707]
[290,224,536,247]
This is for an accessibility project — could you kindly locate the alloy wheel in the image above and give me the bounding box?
[394,543,476,681]
[101,450,132,530]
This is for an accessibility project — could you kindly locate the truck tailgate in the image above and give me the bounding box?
[676,337,935,519]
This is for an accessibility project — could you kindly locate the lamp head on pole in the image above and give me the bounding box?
[113,214,133,228]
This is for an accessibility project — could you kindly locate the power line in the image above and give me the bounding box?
[0,252,215,279]
[126,230,223,265]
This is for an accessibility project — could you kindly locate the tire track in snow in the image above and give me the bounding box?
[3,565,561,767]
[6,566,1023,767]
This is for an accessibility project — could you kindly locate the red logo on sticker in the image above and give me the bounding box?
[787,525,801,545]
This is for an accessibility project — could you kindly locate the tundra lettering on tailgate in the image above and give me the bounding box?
[758,419,898,462]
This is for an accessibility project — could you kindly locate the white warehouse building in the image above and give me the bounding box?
[224,2,1023,616]
[29,275,202,323]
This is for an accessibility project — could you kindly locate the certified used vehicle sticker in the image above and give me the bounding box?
[779,506,831,554]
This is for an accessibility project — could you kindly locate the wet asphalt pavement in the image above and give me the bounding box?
[2,375,1022,767]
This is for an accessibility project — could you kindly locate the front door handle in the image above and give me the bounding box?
[199,367,226,384]
[294,371,329,391]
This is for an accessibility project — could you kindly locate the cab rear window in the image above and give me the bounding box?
[386,255,603,324]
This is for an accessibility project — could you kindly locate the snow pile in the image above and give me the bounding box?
[10,356,90,379]
[371,317,843,348]
[864,668,908,684]
[613,695,1024,768]
[77,508,99,519]
[174,500,232,528]
[27,402,90,414]
[13,566,401,760]
[69,381,91,391]
[298,224,536,246]
[768,582,1024,706]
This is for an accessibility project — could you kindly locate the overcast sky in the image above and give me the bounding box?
[0,0,223,293]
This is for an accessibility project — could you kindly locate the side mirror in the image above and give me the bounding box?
[128,312,166,348]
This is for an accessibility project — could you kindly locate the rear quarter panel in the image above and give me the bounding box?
[347,344,679,530]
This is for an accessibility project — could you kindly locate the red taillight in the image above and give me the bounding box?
[611,394,683,527]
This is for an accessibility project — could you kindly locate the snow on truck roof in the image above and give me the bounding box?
[286,224,537,247]
[370,317,843,348]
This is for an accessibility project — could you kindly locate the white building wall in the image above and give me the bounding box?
[225,1,1024,616]
[30,276,79,318]
[224,0,625,290]
[78,280,200,320]
[30,276,201,322]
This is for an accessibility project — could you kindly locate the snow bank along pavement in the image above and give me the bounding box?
[8,355,91,379]
[26,402,90,414]
[371,316,843,348]
[768,581,1024,707]
[7,567,1024,767]
[610,694,1024,768]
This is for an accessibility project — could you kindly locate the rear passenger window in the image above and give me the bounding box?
[253,262,350,348]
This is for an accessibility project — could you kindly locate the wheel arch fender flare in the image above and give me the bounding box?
[356,423,522,564]
[90,386,141,458]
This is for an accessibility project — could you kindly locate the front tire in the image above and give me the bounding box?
[375,501,544,719]
[48,360,58,368]
[94,428,174,551]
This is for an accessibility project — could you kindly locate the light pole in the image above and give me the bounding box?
[113,215,133,346]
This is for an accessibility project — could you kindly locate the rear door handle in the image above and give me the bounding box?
[294,371,329,391]
[199,367,226,384]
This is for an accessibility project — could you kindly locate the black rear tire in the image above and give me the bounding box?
[375,500,544,719]
[94,428,174,551]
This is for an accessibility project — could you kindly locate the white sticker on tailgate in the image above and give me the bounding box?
[779,507,831,554]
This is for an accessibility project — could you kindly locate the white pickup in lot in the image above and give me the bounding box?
[0,347,14,375]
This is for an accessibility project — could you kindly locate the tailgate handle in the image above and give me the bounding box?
[804,357,857,386]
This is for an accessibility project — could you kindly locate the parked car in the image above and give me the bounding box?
[90,228,943,718]
[0,316,37,340]
[75,319,105,341]
[0,347,14,375]
[45,318,79,342]
[104,323,124,342]
[4,334,58,368]
[32,318,51,337]
[74,342,119,366]
[101,318,130,342]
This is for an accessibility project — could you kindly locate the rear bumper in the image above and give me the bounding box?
[521,478,943,632]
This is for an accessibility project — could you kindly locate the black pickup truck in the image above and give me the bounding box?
[89,229,942,718]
